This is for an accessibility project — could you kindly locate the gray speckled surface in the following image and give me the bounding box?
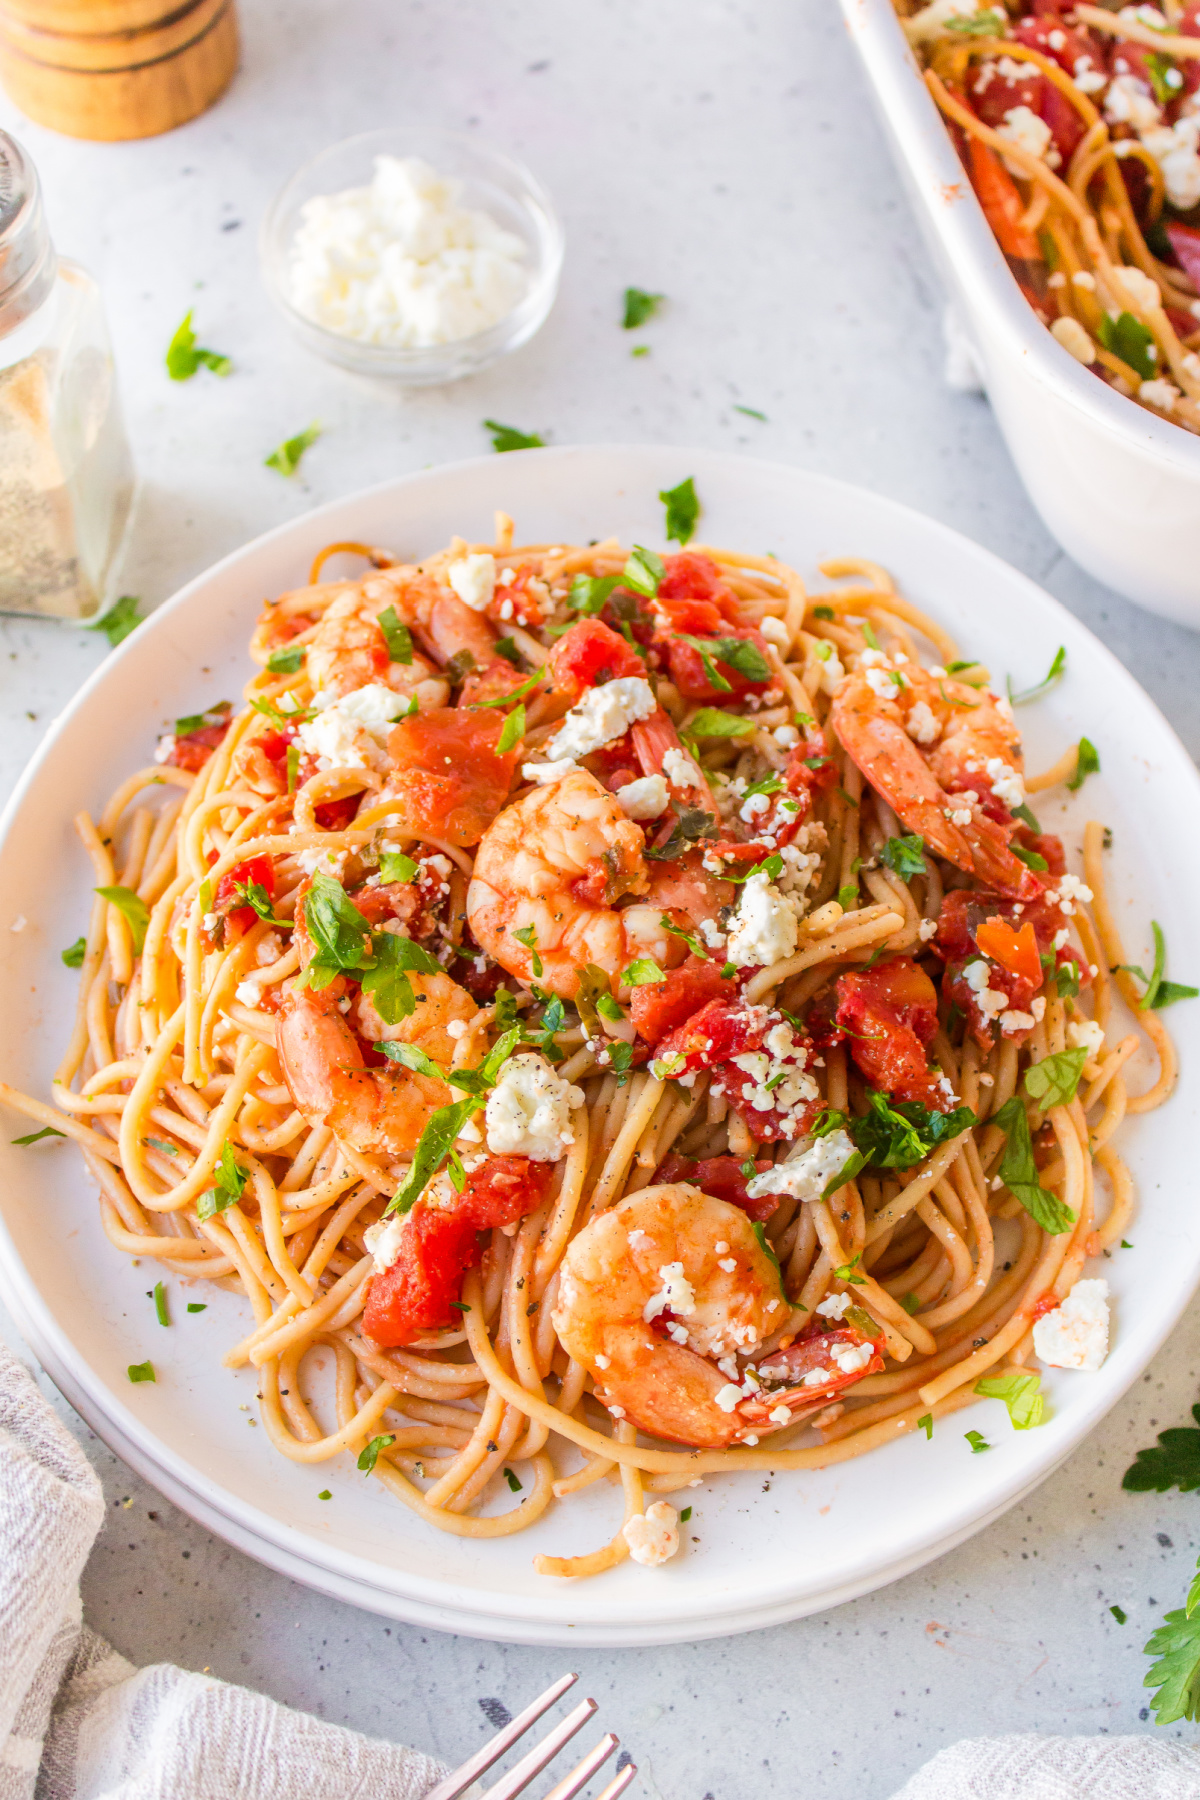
[1,1,1199,1794]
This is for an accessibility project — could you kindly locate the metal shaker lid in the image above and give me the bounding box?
[0,131,55,335]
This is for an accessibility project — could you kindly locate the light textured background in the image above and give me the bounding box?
[1,2,1199,1795]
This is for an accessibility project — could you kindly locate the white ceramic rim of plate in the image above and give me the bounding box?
[1,445,1197,1644]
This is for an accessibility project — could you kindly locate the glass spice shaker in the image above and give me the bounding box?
[0,129,134,620]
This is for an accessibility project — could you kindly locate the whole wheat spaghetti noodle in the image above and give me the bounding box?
[2,519,1177,1577]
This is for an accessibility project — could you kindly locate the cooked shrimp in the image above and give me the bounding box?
[363,566,502,672]
[552,1184,883,1449]
[831,657,1039,899]
[306,589,448,706]
[276,969,478,1158]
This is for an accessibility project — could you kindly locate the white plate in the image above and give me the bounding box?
[2,445,1198,1647]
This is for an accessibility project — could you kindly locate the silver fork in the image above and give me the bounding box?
[424,1672,636,1800]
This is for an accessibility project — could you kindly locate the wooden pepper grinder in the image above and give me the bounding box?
[0,0,239,141]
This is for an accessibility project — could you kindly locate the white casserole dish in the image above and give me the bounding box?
[841,0,1200,628]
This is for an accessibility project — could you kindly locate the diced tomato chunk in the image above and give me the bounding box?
[656,553,742,617]
[214,853,275,939]
[546,619,646,698]
[660,624,772,703]
[630,955,730,1044]
[385,707,522,846]
[363,1156,553,1346]
[166,716,231,773]
[835,957,944,1110]
[975,916,1041,986]
[314,794,361,831]
[653,998,819,1143]
[653,1152,777,1221]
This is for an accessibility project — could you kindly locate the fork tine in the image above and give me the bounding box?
[592,1763,638,1800]
[474,1696,599,1800]
[537,1732,619,1800]
[423,1672,580,1800]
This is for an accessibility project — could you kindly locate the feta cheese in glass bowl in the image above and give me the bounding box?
[260,127,563,384]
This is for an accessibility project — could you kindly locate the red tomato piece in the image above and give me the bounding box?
[975,915,1041,985]
[653,1152,777,1221]
[835,957,945,1110]
[385,707,522,847]
[629,956,732,1044]
[314,794,361,831]
[546,619,646,698]
[653,999,819,1143]
[656,552,742,618]
[214,853,276,938]
[166,715,232,773]
[363,1156,553,1346]
[660,625,772,703]
[757,1325,885,1400]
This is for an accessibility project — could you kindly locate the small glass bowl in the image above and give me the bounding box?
[260,126,563,386]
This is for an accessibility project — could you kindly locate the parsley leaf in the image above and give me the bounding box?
[1122,922,1198,1011]
[974,1369,1045,1429]
[378,1040,445,1081]
[1011,843,1049,872]
[87,594,142,647]
[1024,1047,1087,1110]
[880,834,926,879]
[991,1096,1076,1235]
[231,880,279,924]
[1144,1559,1200,1723]
[622,545,666,598]
[360,932,442,1027]
[569,573,619,616]
[513,923,543,978]
[918,1413,934,1439]
[1098,310,1158,383]
[623,287,664,329]
[848,1090,975,1171]
[153,1281,170,1327]
[1008,645,1066,706]
[1124,1404,1200,1493]
[197,1140,248,1222]
[469,666,545,709]
[379,850,419,884]
[1145,48,1183,104]
[298,874,374,991]
[660,476,700,546]
[95,885,150,955]
[484,419,544,452]
[266,643,305,675]
[378,606,414,663]
[621,957,666,987]
[944,6,1006,29]
[645,806,718,862]
[833,1252,867,1285]
[965,1429,991,1454]
[660,915,709,960]
[733,404,767,420]
[265,423,321,477]
[1012,801,1041,832]
[61,936,87,969]
[127,1361,155,1383]
[11,1125,65,1146]
[1068,737,1100,792]
[677,633,770,691]
[165,310,232,380]
[385,1093,486,1218]
[358,1433,395,1474]
[685,708,755,741]
[496,704,525,754]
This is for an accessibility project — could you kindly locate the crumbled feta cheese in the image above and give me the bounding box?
[615,773,669,820]
[643,1260,697,1324]
[833,1341,874,1375]
[286,155,528,349]
[594,1352,610,1369]
[1113,262,1162,317]
[997,105,1060,172]
[726,871,799,969]
[154,734,176,765]
[1051,316,1096,366]
[903,0,983,41]
[740,791,772,823]
[1049,874,1093,916]
[865,665,897,701]
[1032,1278,1110,1371]
[235,980,263,1007]
[1105,73,1162,134]
[769,1404,793,1425]
[623,1502,680,1567]
[963,957,1008,1024]
[758,615,790,651]
[918,917,938,942]
[447,552,496,612]
[718,1257,737,1274]
[1073,55,1106,93]
[803,1366,834,1388]
[817,644,844,695]
[816,1292,853,1320]
[1067,1017,1106,1059]
[484,1053,584,1161]
[9,916,24,933]
[984,757,1024,809]
[297,683,407,772]
[905,699,941,746]
[1141,115,1200,209]
[1140,377,1180,414]
[294,846,349,879]
[547,677,657,761]
[773,724,800,749]
[521,757,578,786]
[255,932,283,967]
[948,806,973,827]
[714,1382,745,1413]
[662,745,706,792]
[364,1214,407,1275]
[699,916,727,949]
[999,1009,1035,1034]
[746,1129,857,1203]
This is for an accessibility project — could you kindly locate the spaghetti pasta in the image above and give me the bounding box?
[1,520,1176,1577]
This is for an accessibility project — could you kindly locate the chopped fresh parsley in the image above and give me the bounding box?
[660,476,700,546]
[87,594,143,648]
[568,573,620,616]
[733,404,767,421]
[677,633,770,692]
[1012,801,1041,833]
[361,932,442,1026]
[494,636,523,666]
[197,1140,248,1222]
[974,1369,1045,1429]
[901,1293,921,1315]
[153,1281,170,1328]
[685,708,755,742]
[1145,48,1183,105]
[95,885,150,955]
[11,1125,65,1146]
[1144,1554,1200,1723]
[383,1028,521,1219]
[513,923,543,978]
[187,1302,207,1313]
[1068,737,1100,792]
[944,7,1006,29]
[1011,843,1049,872]
[680,1505,693,1522]
[833,1253,867,1286]
[264,423,321,477]
[991,1096,1076,1235]
[622,545,666,598]
[837,883,859,911]
[357,1433,395,1475]
[378,1040,445,1081]
[1119,922,1198,1011]
[497,704,526,754]
[621,957,666,987]
[266,643,305,675]
[645,806,718,862]
[176,700,232,736]
[62,936,87,969]
[165,310,232,380]
[622,287,664,329]
[503,1466,523,1493]
[964,1429,991,1454]
[379,850,419,885]
[1008,645,1066,706]
[1111,1603,1128,1624]
[378,606,414,664]
[1024,1046,1087,1111]
[1098,310,1158,383]
[660,915,709,960]
[127,1361,155,1384]
[880,834,926,879]
[469,666,545,709]
[484,418,544,452]
[918,1413,934,1440]
[318,1489,332,1500]
[819,1091,975,1173]
[297,874,374,990]
[231,880,279,924]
